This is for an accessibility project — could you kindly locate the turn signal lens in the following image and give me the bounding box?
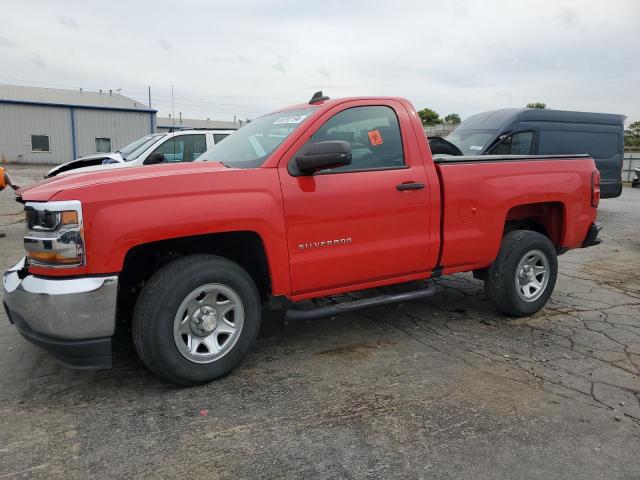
[27,251,83,264]
[60,211,79,226]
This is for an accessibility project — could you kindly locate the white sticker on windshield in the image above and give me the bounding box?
[273,115,308,125]
[469,145,483,150]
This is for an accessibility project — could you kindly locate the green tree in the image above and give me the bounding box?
[417,107,442,126]
[444,113,461,125]
[526,102,548,109]
[625,120,640,146]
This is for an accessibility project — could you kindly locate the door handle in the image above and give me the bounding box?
[396,182,425,191]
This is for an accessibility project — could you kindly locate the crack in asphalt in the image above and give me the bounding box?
[353,272,640,422]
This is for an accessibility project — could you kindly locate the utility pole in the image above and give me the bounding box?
[148,86,151,108]
[171,84,175,129]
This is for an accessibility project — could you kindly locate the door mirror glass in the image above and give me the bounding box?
[292,141,352,175]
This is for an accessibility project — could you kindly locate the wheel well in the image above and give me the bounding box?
[474,202,565,281]
[117,231,272,322]
[503,202,565,246]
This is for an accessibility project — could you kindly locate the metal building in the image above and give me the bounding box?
[0,84,156,164]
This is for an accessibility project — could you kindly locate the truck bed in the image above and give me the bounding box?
[433,154,596,274]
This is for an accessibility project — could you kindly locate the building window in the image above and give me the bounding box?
[31,135,50,152]
[95,138,112,153]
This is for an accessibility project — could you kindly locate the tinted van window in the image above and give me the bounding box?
[538,131,619,159]
[487,131,534,155]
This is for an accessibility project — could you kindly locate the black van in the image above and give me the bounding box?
[444,108,625,198]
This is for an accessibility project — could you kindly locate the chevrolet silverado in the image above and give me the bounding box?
[3,93,602,385]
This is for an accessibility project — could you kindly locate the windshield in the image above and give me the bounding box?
[118,134,163,158]
[198,108,316,168]
[125,134,166,161]
[445,129,497,155]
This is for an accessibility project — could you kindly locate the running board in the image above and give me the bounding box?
[285,283,436,321]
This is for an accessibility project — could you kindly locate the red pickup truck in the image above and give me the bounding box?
[3,93,602,385]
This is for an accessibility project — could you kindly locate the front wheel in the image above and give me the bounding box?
[132,255,261,386]
[484,230,558,317]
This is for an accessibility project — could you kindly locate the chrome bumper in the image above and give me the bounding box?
[2,258,118,340]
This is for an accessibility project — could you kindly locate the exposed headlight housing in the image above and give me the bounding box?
[24,200,85,267]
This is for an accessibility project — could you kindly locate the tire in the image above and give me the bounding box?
[484,230,558,317]
[132,254,261,386]
[632,178,640,188]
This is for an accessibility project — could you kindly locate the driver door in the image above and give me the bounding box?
[278,101,432,297]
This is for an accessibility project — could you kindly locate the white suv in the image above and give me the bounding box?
[45,129,234,178]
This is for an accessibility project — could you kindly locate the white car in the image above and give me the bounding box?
[45,130,234,178]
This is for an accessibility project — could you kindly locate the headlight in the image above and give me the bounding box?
[23,200,84,267]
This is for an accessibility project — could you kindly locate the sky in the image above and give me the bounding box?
[0,0,638,124]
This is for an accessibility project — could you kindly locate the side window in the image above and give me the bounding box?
[152,134,206,163]
[308,106,404,173]
[154,137,183,163]
[538,130,619,159]
[95,138,111,153]
[213,134,229,144]
[191,135,207,159]
[488,132,533,155]
[511,132,534,154]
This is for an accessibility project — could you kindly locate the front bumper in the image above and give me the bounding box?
[2,258,118,369]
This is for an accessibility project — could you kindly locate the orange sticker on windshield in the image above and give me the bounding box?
[368,130,383,146]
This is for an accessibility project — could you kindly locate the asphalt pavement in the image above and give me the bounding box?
[0,164,639,479]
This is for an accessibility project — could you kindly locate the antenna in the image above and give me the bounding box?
[309,91,329,104]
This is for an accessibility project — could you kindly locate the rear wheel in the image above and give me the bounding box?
[484,230,557,317]
[132,255,261,386]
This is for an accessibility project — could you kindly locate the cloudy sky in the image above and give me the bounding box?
[0,0,638,123]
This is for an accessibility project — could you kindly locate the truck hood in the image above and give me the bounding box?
[45,153,124,178]
[18,161,228,202]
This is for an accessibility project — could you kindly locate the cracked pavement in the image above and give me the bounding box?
[0,164,639,479]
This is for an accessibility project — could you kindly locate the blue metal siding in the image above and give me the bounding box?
[70,107,77,159]
[0,99,156,114]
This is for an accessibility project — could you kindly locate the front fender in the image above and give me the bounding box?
[46,167,291,295]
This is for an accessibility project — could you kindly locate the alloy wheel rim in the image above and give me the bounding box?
[173,283,244,364]
[515,249,549,302]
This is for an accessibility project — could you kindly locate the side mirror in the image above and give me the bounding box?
[291,141,352,176]
[144,152,165,165]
